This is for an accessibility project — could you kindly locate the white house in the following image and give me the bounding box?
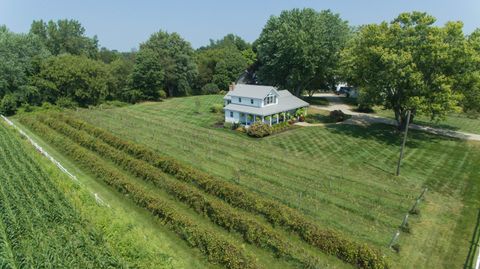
[223,84,309,126]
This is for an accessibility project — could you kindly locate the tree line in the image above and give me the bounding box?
[1,9,479,129]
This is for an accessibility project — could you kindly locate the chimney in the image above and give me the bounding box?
[229,82,236,91]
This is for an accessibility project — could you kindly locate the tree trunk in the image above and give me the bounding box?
[294,87,302,97]
[394,108,414,131]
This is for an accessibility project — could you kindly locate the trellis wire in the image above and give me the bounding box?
[1,115,109,208]
[388,187,428,249]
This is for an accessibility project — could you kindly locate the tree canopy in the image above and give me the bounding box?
[340,12,478,129]
[33,54,111,107]
[256,8,350,96]
[132,31,197,98]
[30,19,98,58]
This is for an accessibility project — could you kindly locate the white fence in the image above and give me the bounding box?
[1,115,109,207]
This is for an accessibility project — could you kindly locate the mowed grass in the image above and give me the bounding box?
[69,95,480,268]
[373,107,480,134]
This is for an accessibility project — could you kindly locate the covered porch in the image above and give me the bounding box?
[240,108,307,126]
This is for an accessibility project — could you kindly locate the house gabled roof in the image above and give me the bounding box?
[224,90,309,116]
[224,84,279,100]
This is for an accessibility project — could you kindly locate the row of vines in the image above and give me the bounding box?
[34,114,320,267]
[18,116,258,269]
[19,112,389,269]
[0,123,124,268]
[55,113,389,269]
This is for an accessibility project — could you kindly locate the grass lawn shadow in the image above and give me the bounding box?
[325,122,444,148]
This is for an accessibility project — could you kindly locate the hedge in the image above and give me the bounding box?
[18,116,258,269]
[58,114,389,269]
[36,114,320,267]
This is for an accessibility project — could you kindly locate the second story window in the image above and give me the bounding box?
[264,95,275,105]
[250,99,254,104]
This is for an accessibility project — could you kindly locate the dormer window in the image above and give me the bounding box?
[239,98,242,103]
[264,94,276,105]
[250,99,254,104]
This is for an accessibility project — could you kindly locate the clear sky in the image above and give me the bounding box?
[1,0,479,52]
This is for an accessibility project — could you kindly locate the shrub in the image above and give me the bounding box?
[223,122,233,129]
[56,97,78,109]
[356,104,374,113]
[329,110,348,122]
[0,94,18,116]
[247,122,273,138]
[158,89,167,100]
[201,83,220,95]
[235,126,246,133]
[210,104,223,113]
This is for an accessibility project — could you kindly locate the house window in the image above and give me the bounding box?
[230,111,233,117]
[264,95,275,105]
[239,97,242,103]
[250,99,254,104]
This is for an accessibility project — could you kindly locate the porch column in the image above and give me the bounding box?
[269,116,272,126]
[261,116,265,123]
[276,114,279,124]
[253,115,256,122]
[246,114,249,126]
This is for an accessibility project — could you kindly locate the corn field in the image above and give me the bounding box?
[0,123,124,268]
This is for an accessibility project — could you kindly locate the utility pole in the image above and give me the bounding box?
[396,110,411,176]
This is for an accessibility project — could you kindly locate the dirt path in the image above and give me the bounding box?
[310,93,480,142]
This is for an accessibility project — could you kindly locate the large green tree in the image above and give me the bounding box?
[341,12,476,129]
[256,8,350,96]
[461,29,480,114]
[0,26,50,107]
[33,54,111,106]
[132,31,197,98]
[30,19,98,58]
[195,46,248,92]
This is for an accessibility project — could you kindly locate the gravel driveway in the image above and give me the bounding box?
[310,93,480,141]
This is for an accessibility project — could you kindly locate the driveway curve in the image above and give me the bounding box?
[309,93,480,142]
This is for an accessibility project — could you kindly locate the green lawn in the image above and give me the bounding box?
[372,107,480,134]
[57,94,480,268]
[302,96,330,105]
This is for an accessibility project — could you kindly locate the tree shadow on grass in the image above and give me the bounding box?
[325,122,445,148]
[413,119,461,131]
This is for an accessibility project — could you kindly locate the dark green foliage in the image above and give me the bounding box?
[195,46,248,91]
[58,115,389,269]
[33,54,110,106]
[201,83,220,95]
[246,122,273,138]
[210,104,223,113]
[30,19,98,58]
[132,31,197,98]
[55,97,78,109]
[0,94,18,115]
[107,57,135,102]
[0,26,50,100]
[256,9,350,96]
[19,117,258,269]
[329,110,349,122]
